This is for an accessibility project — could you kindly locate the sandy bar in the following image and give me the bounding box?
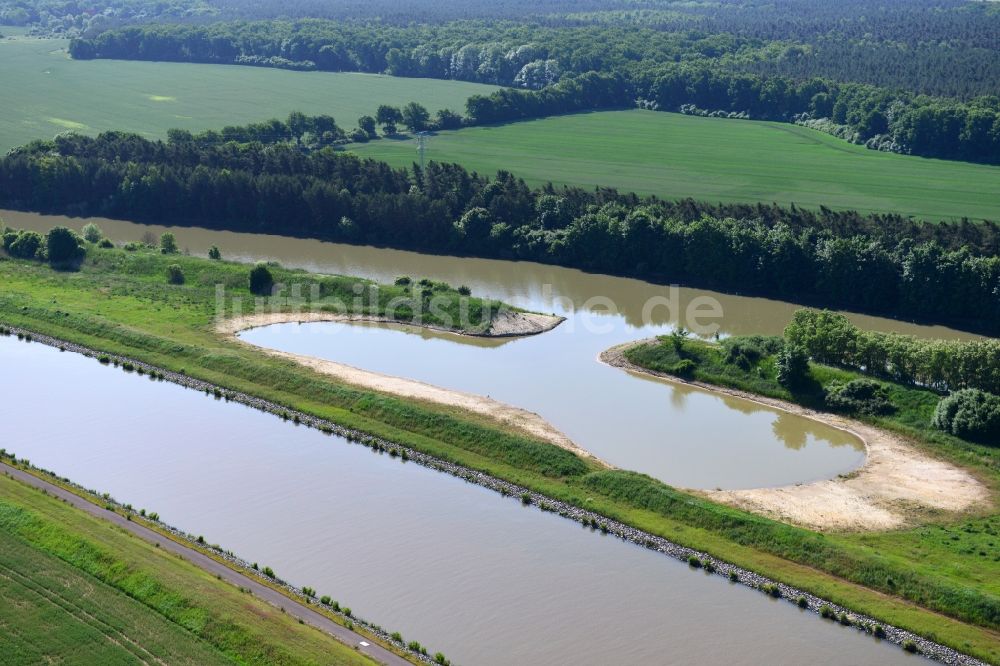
[601,341,990,532]
[218,311,607,465]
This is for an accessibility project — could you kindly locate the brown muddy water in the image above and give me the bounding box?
[0,336,919,665]
[4,210,977,490]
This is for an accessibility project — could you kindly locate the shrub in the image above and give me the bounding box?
[763,583,781,598]
[687,555,703,568]
[262,566,275,578]
[931,389,1000,444]
[320,595,331,605]
[148,512,159,521]
[342,607,351,618]
[796,595,808,608]
[824,379,895,416]
[671,359,696,378]
[249,263,274,295]
[207,245,222,260]
[46,226,85,265]
[81,222,103,243]
[819,605,835,619]
[159,232,178,254]
[776,344,810,389]
[873,625,886,638]
[728,570,739,582]
[394,276,411,286]
[407,640,421,652]
[722,335,783,370]
[520,493,532,505]
[7,230,43,259]
[903,640,918,653]
[457,285,471,296]
[166,264,184,285]
[838,612,852,626]
[391,632,403,643]
[434,653,448,665]
[99,238,114,248]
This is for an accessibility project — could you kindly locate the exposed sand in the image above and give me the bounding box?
[218,311,606,465]
[216,310,564,338]
[601,341,990,531]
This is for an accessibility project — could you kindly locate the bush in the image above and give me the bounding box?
[391,632,403,643]
[796,595,808,608]
[873,625,886,638]
[722,335,783,370]
[99,238,114,248]
[819,605,835,619]
[207,245,222,260]
[776,344,810,389]
[159,232,178,254]
[7,230,43,259]
[931,389,1000,444]
[166,264,184,285]
[671,359,696,378]
[903,640,918,653]
[763,583,781,598]
[687,555,703,568]
[824,379,895,416]
[394,276,411,286]
[457,285,471,296]
[249,263,274,295]
[262,566,275,578]
[81,222,103,243]
[46,226,85,265]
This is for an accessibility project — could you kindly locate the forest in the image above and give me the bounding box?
[2,127,998,333]
[68,18,1000,164]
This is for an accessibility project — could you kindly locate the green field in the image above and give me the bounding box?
[0,531,230,666]
[0,473,376,666]
[349,109,1000,222]
[0,36,497,153]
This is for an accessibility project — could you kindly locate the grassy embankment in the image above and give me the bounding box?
[1,243,998,663]
[350,109,1000,222]
[0,471,378,665]
[0,36,497,154]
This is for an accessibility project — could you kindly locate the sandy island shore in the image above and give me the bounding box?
[218,311,608,466]
[600,341,990,531]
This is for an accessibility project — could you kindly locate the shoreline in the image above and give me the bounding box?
[1,324,990,666]
[216,310,565,339]
[219,312,605,465]
[600,340,990,532]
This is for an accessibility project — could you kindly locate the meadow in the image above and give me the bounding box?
[349,110,1000,222]
[0,473,377,665]
[0,36,496,153]
[0,240,998,662]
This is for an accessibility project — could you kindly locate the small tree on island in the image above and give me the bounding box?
[776,344,810,389]
[249,263,274,295]
[45,226,85,266]
[81,222,103,243]
[166,264,184,284]
[159,232,178,254]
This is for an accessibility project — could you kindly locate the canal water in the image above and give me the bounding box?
[0,336,917,665]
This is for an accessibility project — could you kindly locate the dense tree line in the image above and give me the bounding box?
[2,129,999,333]
[785,310,1000,395]
[70,20,1000,164]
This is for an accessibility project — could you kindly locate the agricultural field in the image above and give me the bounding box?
[0,531,230,666]
[0,36,497,153]
[0,472,377,666]
[349,109,1000,222]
